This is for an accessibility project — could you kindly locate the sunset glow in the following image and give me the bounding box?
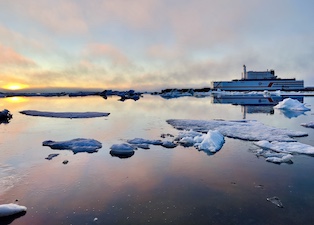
[0,0,313,91]
[3,83,29,90]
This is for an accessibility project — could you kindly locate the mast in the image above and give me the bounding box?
[243,65,247,79]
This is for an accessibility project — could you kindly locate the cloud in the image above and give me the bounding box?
[3,0,88,35]
[0,45,37,67]
[83,43,130,65]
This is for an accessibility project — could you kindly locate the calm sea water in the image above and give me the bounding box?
[1,94,314,225]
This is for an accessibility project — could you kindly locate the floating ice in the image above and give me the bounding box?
[0,203,27,217]
[43,138,102,154]
[274,98,311,111]
[161,141,177,148]
[20,110,110,118]
[254,140,314,155]
[127,138,163,145]
[267,196,283,208]
[265,154,293,164]
[254,149,293,164]
[159,89,194,99]
[175,130,225,155]
[167,119,307,142]
[45,153,59,160]
[301,122,314,128]
[0,109,12,123]
[110,143,135,158]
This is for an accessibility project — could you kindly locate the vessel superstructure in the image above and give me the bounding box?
[212,65,304,91]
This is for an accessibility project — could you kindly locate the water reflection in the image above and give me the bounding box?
[213,95,305,119]
[1,95,314,224]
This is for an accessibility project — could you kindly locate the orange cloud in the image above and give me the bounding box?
[0,45,36,67]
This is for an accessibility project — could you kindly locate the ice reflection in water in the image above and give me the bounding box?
[0,95,313,224]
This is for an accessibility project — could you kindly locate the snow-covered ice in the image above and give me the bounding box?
[110,143,135,158]
[0,203,27,217]
[274,98,311,111]
[254,149,293,164]
[20,110,110,118]
[127,138,163,145]
[167,119,307,142]
[43,138,102,154]
[127,138,177,149]
[161,141,177,148]
[266,154,293,164]
[195,130,225,154]
[175,130,225,155]
[254,140,314,155]
[301,122,314,128]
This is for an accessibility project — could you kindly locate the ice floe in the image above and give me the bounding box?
[127,138,163,145]
[45,153,59,160]
[43,138,102,154]
[0,203,27,217]
[110,143,135,158]
[301,122,314,128]
[20,110,110,118]
[254,140,314,155]
[255,149,293,164]
[175,130,225,154]
[274,98,311,111]
[267,196,283,208]
[0,109,12,124]
[167,119,307,142]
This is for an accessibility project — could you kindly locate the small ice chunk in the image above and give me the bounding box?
[45,153,59,160]
[0,109,12,124]
[20,110,110,118]
[175,130,224,154]
[178,136,196,147]
[266,154,293,164]
[110,143,135,158]
[195,130,225,153]
[274,98,310,111]
[301,122,314,128]
[0,203,27,217]
[161,141,177,148]
[267,196,283,208]
[127,138,162,145]
[43,138,102,154]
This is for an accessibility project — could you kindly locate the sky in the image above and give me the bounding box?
[0,0,313,92]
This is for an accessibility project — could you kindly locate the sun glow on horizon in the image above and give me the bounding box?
[3,83,29,90]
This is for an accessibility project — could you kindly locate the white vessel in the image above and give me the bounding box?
[212,65,304,91]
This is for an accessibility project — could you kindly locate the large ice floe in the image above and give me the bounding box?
[43,138,102,154]
[0,203,27,217]
[20,110,110,118]
[167,119,313,164]
[167,119,307,142]
[274,98,311,111]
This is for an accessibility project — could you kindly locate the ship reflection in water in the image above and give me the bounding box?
[212,94,304,119]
